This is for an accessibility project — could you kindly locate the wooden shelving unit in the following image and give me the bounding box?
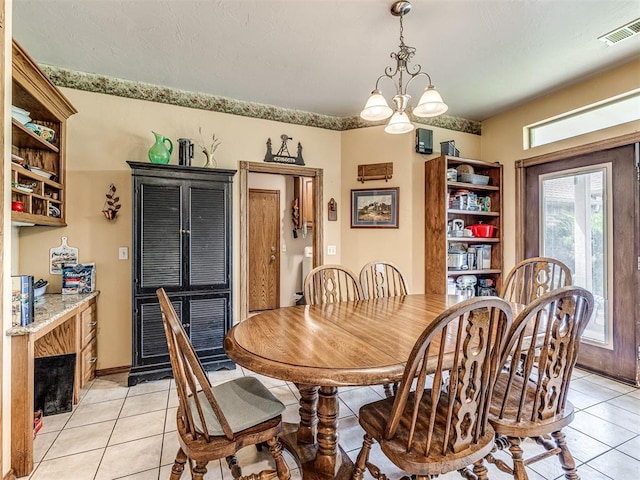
[425,155,503,295]
[11,39,76,226]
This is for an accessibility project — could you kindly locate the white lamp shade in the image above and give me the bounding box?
[360,92,393,121]
[384,111,414,134]
[413,86,448,118]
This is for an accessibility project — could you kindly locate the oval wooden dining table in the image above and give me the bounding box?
[224,294,519,480]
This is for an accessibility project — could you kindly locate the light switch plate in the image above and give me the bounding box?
[119,247,129,260]
[327,245,337,256]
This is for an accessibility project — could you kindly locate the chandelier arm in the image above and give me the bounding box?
[375,72,400,96]
[405,71,433,91]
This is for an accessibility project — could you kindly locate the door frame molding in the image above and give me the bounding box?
[239,161,324,322]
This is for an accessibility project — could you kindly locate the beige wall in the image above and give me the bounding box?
[340,125,481,293]
[481,59,640,274]
[16,89,341,370]
[11,58,639,381]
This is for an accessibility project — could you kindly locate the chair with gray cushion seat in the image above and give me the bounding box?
[157,288,290,480]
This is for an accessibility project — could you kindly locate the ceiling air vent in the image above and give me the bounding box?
[599,18,640,46]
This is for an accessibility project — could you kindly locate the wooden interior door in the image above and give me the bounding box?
[523,144,639,384]
[249,189,280,311]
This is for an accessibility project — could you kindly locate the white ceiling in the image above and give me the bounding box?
[12,0,640,122]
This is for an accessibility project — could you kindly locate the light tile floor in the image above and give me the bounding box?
[19,367,640,480]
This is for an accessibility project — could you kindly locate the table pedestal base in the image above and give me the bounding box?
[281,423,354,480]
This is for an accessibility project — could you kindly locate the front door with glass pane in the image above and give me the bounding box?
[523,144,639,384]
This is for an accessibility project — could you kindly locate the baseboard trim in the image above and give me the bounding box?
[4,468,17,480]
[96,365,131,377]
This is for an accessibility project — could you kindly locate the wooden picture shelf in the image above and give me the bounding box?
[357,162,393,183]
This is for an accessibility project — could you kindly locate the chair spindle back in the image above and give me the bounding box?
[500,257,572,305]
[359,261,409,299]
[493,286,594,424]
[303,264,363,305]
[157,288,234,442]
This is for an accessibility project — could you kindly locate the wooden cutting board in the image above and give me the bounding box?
[49,236,79,274]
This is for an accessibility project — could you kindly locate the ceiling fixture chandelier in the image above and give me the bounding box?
[360,0,448,134]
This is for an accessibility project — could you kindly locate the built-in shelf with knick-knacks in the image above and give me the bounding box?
[11,39,76,226]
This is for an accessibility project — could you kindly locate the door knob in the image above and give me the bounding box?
[271,246,276,252]
[270,255,276,261]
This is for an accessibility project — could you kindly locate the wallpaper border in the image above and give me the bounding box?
[41,66,482,135]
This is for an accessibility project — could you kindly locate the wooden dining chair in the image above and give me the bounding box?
[303,264,363,305]
[486,286,594,480]
[352,296,513,480]
[359,260,409,300]
[359,260,409,398]
[157,288,291,480]
[500,257,572,305]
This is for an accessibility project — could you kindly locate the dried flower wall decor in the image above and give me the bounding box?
[102,183,121,220]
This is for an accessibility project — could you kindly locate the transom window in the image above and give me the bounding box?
[525,90,640,149]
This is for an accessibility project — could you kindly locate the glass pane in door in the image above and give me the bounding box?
[540,165,611,347]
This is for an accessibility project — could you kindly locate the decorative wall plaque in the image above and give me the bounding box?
[328,198,337,221]
[264,134,305,165]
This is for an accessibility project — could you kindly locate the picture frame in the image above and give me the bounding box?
[350,187,399,228]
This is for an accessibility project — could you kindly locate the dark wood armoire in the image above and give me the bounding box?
[127,161,236,385]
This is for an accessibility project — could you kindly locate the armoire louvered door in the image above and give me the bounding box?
[127,162,236,386]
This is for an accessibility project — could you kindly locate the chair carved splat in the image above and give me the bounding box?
[488,286,594,480]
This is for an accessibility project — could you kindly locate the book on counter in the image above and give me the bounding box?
[62,263,96,294]
[11,275,34,327]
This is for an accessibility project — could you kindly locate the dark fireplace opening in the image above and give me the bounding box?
[34,353,76,416]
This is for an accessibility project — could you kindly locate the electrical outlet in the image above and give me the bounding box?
[327,245,337,256]
[119,247,129,260]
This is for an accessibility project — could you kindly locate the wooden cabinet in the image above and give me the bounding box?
[127,162,236,385]
[78,299,98,387]
[294,176,314,229]
[425,156,503,295]
[8,293,98,477]
[11,40,76,226]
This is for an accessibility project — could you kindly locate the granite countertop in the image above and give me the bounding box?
[6,291,100,336]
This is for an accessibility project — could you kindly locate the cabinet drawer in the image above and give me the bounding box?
[81,337,97,385]
[80,302,97,347]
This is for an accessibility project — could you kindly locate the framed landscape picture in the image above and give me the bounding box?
[350,187,399,228]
